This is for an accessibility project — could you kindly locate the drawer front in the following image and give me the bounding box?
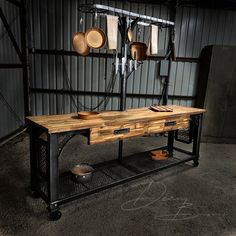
[163,116,190,131]
[148,116,190,133]
[89,123,146,144]
[89,116,190,145]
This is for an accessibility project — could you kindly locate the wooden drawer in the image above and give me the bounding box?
[89,116,190,145]
[148,116,190,133]
[89,122,146,144]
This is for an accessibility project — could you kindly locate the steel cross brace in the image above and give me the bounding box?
[0,7,23,62]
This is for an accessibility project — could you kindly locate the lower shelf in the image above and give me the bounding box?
[37,147,196,205]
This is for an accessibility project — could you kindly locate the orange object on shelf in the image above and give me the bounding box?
[150,150,169,161]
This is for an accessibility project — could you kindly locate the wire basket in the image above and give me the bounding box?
[175,119,194,144]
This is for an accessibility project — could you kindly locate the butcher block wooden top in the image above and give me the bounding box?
[26,105,206,134]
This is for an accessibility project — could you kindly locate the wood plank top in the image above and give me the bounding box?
[26,105,206,133]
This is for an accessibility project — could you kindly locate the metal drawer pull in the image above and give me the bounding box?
[113,128,130,135]
[165,121,177,126]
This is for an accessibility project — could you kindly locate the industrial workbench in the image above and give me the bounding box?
[26,105,205,220]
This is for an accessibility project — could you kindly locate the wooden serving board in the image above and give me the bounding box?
[26,105,206,144]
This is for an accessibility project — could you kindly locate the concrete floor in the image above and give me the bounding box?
[0,132,236,236]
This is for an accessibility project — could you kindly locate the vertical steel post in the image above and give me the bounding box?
[20,0,30,116]
[119,16,128,111]
[118,16,128,162]
[163,2,176,105]
[119,52,128,110]
[163,59,172,105]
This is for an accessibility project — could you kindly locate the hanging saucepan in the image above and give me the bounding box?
[85,27,107,49]
[130,42,147,61]
[72,32,90,56]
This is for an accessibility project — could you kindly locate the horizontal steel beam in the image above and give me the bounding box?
[28,48,199,63]
[29,48,114,58]
[0,64,23,69]
[30,88,196,100]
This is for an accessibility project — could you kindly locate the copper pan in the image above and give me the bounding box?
[85,27,107,49]
[72,32,90,56]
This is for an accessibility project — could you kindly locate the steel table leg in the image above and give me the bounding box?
[29,126,41,198]
[167,130,175,155]
[192,114,203,166]
[47,133,61,220]
[118,140,123,162]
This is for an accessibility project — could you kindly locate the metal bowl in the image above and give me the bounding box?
[71,164,94,183]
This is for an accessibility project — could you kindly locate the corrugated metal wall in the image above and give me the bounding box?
[28,0,171,115]
[0,1,25,139]
[2,0,236,123]
[28,0,236,115]
[168,6,236,106]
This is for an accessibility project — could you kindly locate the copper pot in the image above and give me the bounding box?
[130,42,147,61]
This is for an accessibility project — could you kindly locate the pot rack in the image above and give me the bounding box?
[78,4,175,161]
[79,4,175,27]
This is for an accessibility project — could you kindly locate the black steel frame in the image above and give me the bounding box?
[29,113,203,221]
[30,87,196,101]
[0,0,30,116]
[28,48,199,63]
[0,1,29,143]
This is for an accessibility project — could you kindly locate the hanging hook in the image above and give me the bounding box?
[80,17,83,25]
[94,9,98,27]
[137,26,141,41]
[79,17,83,32]
[159,24,163,32]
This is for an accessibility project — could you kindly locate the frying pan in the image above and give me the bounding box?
[85,27,107,49]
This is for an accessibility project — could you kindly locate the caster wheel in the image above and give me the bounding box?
[48,210,62,221]
[193,160,199,167]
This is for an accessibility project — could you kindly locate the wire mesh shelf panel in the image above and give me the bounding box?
[35,139,47,177]
[54,148,194,201]
[175,120,194,144]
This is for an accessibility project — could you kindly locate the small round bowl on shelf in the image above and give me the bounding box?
[71,164,94,183]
